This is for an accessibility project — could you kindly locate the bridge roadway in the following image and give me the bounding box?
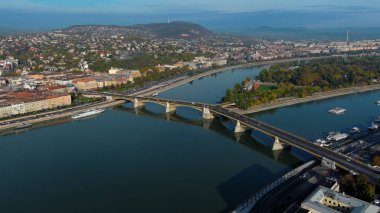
[213,105,380,181]
[91,92,380,181]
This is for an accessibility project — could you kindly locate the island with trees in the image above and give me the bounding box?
[223,56,380,109]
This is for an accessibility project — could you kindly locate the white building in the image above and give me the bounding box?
[301,186,380,213]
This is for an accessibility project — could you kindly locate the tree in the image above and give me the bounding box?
[375,179,380,193]
[340,174,375,202]
[340,175,356,196]
[372,155,380,166]
[359,184,376,202]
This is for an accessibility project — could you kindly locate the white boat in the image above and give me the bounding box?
[368,123,379,130]
[350,127,360,134]
[328,107,346,115]
[152,92,159,97]
[72,109,105,119]
[326,132,349,141]
[375,100,380,106]
[315,139,327,144]
[326,132,338,140]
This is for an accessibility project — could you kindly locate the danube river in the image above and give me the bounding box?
[1,66,380,212]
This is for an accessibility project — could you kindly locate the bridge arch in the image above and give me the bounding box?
[111,96,205,113]
[89,92,380,179]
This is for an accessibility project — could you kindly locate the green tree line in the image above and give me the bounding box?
[223,56,380,109]
[90,52,195,72]
[257,56,380,89]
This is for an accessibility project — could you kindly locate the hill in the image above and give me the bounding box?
[62,21,213,39]
[130,21,213,38]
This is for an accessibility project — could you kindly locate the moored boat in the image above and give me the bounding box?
[368,123,379,130]
[328,107,346,115]
[72,109,105,120]
[315,139,327,144]
[326,131,348,141]
[350,127,360,134]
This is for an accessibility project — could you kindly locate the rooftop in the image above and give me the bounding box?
[0,91,69,107]
[302,186,380,213]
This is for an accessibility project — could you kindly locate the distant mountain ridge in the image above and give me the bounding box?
[239,26,380,41]
[130,21,212,38]
[62,21,213,39]
[0,28,39,35]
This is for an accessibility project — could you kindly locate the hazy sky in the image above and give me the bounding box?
[1,0,380,30]
[2,0,380,14]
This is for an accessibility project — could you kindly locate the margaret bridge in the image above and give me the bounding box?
[85,92,380,181]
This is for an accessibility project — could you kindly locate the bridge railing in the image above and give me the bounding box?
[229,112,376,173]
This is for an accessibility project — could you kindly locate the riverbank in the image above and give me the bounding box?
[136,55,341,96]
[0,54,368,213]
[0,100,125,132]
[232,84,380,114]
[0,55,345,132]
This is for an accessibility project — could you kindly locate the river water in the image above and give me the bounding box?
[0,66,379,212]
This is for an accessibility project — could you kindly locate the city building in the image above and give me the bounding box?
[0,91,71,118]
[301,186,380,213]
[72,78,98,90]
[108,67,123,75]
[244,80,261,91]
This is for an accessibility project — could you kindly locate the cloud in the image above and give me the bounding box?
[308,4,380,13]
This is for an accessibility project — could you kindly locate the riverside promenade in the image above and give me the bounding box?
[232,84,380,115]
[0,100,125,132]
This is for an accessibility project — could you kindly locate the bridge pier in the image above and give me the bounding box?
[202,107,214,120]
[203,118,213,129]
[234,120,247,133]
[321,157,336,169]
[165,102,176,113]
[133,98,145,108]
[272,136,284,151]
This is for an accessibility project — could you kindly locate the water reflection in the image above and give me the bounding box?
[115,104,301,166]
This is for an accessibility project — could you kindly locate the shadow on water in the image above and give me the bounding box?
[0,102,304,212]
[115,104,305,211]
[216,164,289,213]
[0,117,73,136]
[115,104,302,164]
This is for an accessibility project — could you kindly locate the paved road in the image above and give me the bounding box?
[93,92,380,181]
